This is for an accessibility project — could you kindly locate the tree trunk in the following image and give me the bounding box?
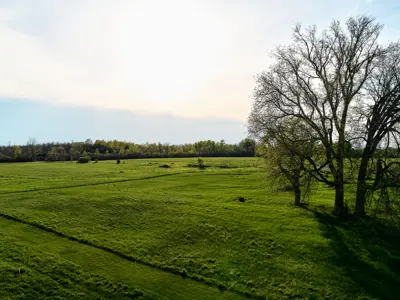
[294,185,301,206]
[333,159,345,215]
[333,180,345,215]
[333,127,346,216]
[355,155,370,218]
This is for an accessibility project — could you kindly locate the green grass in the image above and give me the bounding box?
[0,227,148,300]
[0,158,399,299]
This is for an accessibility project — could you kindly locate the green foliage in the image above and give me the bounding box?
[77,156,91,164]
[0,139,257,163]
[197,157,204,169]
[238,138,256,155]
[13,146,22,160]
[257,119,317,205]
[0,154,12,163]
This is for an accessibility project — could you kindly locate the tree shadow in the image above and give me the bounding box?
[309,208,400,299]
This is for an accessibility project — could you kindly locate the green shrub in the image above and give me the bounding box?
[0,154,12,163]
[77,156,90,164]
[237,196,245,202]
[197,157,204,169]
[116,160,121,164]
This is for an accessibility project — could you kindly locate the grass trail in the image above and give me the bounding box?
[0,171,194,195]
[0,217,245,300]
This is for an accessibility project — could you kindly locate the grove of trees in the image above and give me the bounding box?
[249,16,400,218]
[0,138,256,163]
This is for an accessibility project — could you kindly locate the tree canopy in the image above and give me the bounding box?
[249,16,400,217]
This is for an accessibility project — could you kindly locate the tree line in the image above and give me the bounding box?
[0,138,257,162]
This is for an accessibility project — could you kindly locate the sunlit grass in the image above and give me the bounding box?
[0,158,399,299]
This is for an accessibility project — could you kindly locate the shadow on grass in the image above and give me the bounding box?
[309,208,400,299]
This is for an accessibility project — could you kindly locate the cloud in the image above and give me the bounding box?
[0,0,395,121]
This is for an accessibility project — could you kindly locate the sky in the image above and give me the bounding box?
[0,0,398,145]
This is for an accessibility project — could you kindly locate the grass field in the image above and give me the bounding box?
[0,158,399,299]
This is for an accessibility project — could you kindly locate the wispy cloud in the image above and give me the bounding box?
[0,0,396,121]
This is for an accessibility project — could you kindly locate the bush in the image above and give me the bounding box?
[94,157,99,163]
[197,157,204,169]
[116,159,120,164]
[0,154,12,163]
[77,156,90,164]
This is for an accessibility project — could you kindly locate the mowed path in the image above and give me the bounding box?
[0,215,245,300]
[0,160,257,299]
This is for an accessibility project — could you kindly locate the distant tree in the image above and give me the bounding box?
[71,142,84,154]
[69,146,79,161]
[27,137,38,161]
[218,140,226,153]
[239,138,256,155]
[48,147,58,161]
[157,143,163,156]
[163,143,170,157]
[13,146,22,160]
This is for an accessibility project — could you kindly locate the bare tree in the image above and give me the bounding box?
[368,156,400,221]
[352,45,400,217]
[249,16,397,216]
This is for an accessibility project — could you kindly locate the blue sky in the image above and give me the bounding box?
[0,99,246,144]
[0,0,398,145]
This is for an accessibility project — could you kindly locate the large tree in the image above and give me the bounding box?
[249,16,400,216]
